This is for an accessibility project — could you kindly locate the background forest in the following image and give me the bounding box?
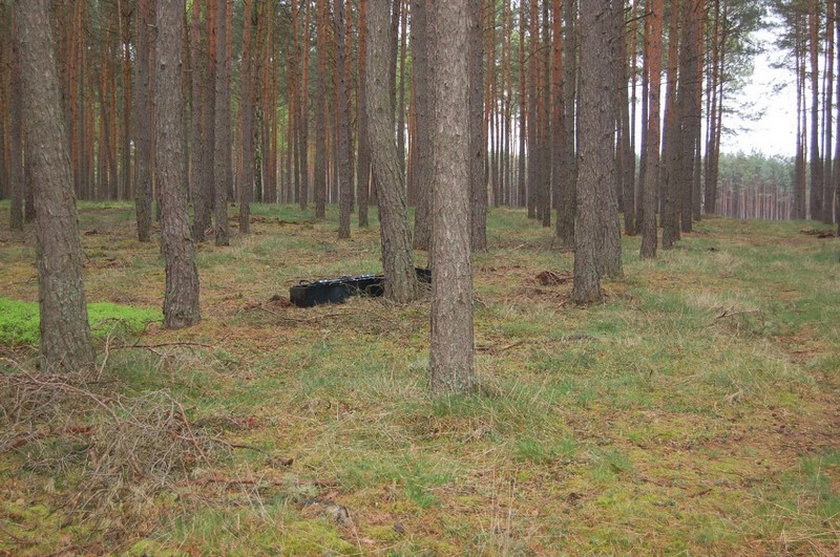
[1,0,839,229]
[0,0,838,555]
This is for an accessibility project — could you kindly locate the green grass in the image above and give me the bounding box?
[0,296,161,346]
[0,203,838,555]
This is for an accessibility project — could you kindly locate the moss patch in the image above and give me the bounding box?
[0,296,161,346]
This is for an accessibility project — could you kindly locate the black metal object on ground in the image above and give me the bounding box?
[289,268,431,308]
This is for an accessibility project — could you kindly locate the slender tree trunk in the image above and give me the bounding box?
[16,0,94,371]
[641,0,663,258]
[835,0,840,232]
[824,0,835,225]
[367,0,419,303]
[517,0,527,208]
[573,0,622,304]
[526,0,538,219]
[556,0,577,248]
[551,0,565,238]
[357,0,371,227]
[469,0,487,250]
[429,0,475,394]
[410,0,432,248]
[213,0,231,245]
[9,12,23,231]
[808,0,822,221]
[193,0,216,241]
[133,0,154,242]
[661,1,680,247]
[396,0,408,180]
[156,0,200,329]
[539,0,551,227]
[118,0,132,201]
[238,0,256,234]
[336,0,353,238]
[617,0,636,236]
[795,18,807,220]
[314,0,328,219]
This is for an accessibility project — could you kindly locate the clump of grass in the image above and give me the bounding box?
[0,357,227,548]
[0,296,160,346]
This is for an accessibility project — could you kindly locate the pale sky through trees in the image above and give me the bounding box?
[721,27,798,157]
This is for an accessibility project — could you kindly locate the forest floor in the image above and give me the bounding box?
[0,202,838,556]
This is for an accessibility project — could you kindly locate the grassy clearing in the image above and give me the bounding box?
[0,202,838,555]
[0,296,161,346]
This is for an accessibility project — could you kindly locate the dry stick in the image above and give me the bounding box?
[112,341,214,350]
[0,359,119,423]
[0,521,35,546]
[181,476,285,487]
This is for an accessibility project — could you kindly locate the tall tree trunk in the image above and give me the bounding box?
[192,0,216,241]
[429,0,475,394]
[556,0,577,248]
[795,19,807,220]
[314,0,328,219]
[367,0,419,303]
[835,0,840,232]
[661,1,680,247]
[156,0,201,329]
[299,0,312,210]
[8,12,23,231]
[336,0,353,238]
[824,0,836,225]
[808,0,822,221]
[517,0,527,208]
[538,0,551,227]
[641,0,663,258]
[15,0,94,371]
[133,0,154,242]
[551,0,565,238]
[396,0,408,180]
[118,0,132,200]
[357,0,371,227]
[410,0,432,248]
[704,0,721,215]
[572,0,622,303]
[526,0,538,219]
[238,0,256,234]
[617,0,636,235]
[469,0,487,250]
[213,0,231,245]
[677,0,702,233]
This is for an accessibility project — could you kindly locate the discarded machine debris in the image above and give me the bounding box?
[289,268,431,308]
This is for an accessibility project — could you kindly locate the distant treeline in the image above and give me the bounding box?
[715,152,794,221]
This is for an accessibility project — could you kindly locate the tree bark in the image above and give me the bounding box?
[367,0,419,303]
[8,11,23,231]
[314,0,328,219]
[357,0,371,227]
[133,0,154,242]
[410,0,432,249]
[469,0,487,250]
[238,0,256,235]
[808,0,822,221]
[336,0,353,238]
[572,0,621,304]
[556,0,577,248]
[429,0,475,394]
[641,0,663,259]
[155,0,201,329]
[15,0,94,372]
[213,0,231,245]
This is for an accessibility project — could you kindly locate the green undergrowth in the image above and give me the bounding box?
[0,203,837,555]
[0,296,161,346]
